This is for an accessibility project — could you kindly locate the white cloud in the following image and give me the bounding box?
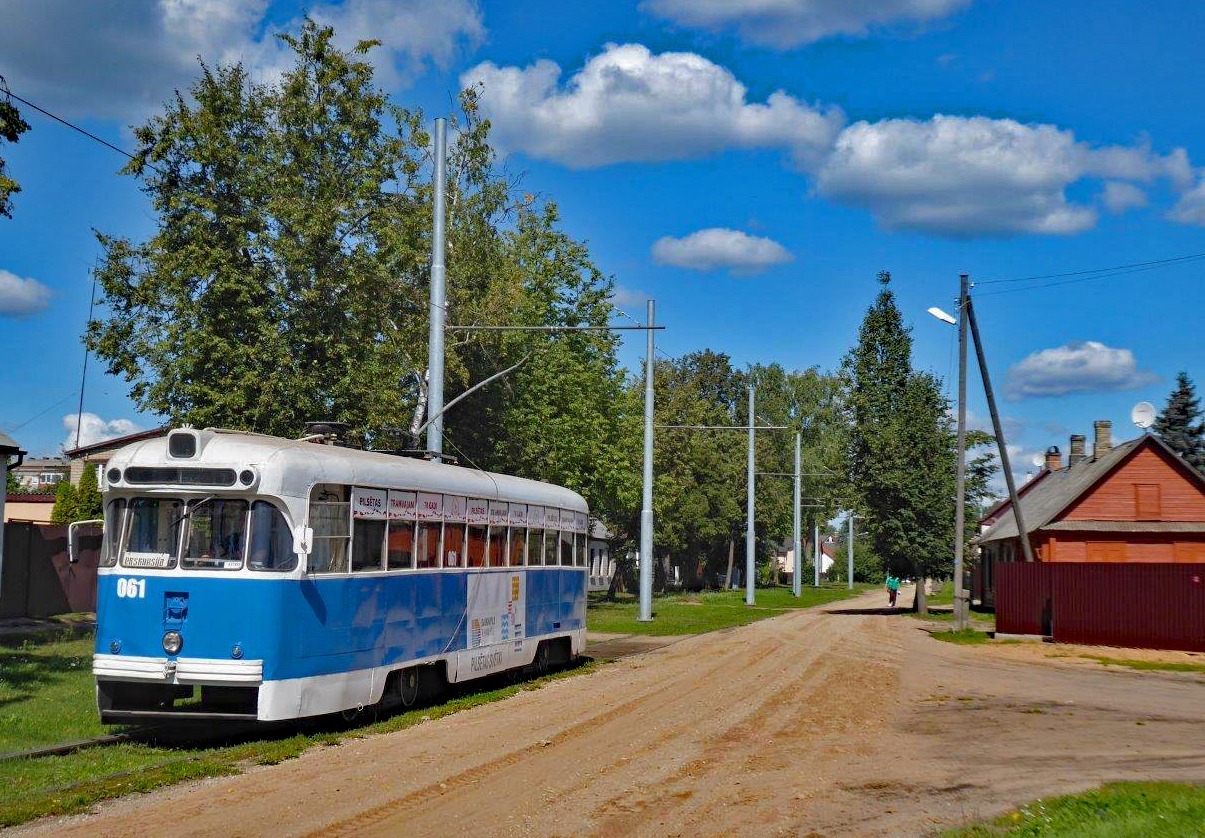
[1169,175,1205,225]
[1100,181,1148,214]
[0,0,484,122]
[652,228,794,275]
[642,0,972,48]
[815,115,1188,237]
[0,269,52,316]
[462,43,844,169]
[611,286,652,310]
[62,414,142,451]
[1004,341,1161,401]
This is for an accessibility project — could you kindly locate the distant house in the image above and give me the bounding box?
[11,457,69,491]
[63,426,169,485]
[977,420,1205,605]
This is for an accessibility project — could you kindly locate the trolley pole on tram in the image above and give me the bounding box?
[427,118,448,462]
[638,300,656,622]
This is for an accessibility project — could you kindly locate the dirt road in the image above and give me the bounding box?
[20,589,1205,837]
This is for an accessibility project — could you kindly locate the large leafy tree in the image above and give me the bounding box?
[843,271,956,608]
[0,88,31,218]
[1154,371,1205,472]
[86,22,634,516]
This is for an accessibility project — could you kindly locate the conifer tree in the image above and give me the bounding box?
[51,479,79,524]
[1154,371,1205,472]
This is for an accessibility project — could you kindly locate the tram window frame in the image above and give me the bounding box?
[416,521,441,569]
[353,518,387,572]
[100,498,126,568]
[526,528,543,566]
[559,529,574,566]
[487,525,506,567]
[575,532,588,567]
[181,497,249,570]
[542,527,557,566]
[308,486,350,574]
[122,496,184,570]
[466,525,487,568]
[387,519,415,570]
[508,527,526,566]
[247,500,297,571]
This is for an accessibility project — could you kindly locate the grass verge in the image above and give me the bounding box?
[944,781,1205,837]
[587,584,872,636]
[0,634,596,828]
[1080,655,1205,674]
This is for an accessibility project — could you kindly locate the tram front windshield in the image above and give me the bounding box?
[117,496,295,572]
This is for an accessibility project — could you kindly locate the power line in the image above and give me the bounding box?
[975,251,1205,287]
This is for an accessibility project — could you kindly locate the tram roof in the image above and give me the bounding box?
[106,428,588,512]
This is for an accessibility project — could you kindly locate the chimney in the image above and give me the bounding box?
[1093,420,1112,458]
[1068,434,1087,466]
[1044,445,1062,471]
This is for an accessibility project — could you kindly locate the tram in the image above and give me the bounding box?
[88,426,588,723]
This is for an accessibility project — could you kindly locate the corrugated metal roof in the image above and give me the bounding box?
[981,434,1205,543]
[1043,521,1205,532]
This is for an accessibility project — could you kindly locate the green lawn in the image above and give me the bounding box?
[945,782,1205,837]
[587,584,872,636]
[0,635,110,753]
[1082,655,1205,674]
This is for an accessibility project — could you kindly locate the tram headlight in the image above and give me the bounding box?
[162,631,183,655]
[107,468,122,484]
[231,643,244,660]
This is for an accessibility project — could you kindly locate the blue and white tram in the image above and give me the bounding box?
[91,427,589,723]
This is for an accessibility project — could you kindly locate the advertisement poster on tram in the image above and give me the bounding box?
[467,572,525,649]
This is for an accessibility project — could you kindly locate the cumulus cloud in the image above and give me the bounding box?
[62,413,142,451]
[1168,175,1205,225]
[1004,341,1161,401]
[462,43,844,169]
[1100,181,1148,214]
[642,0,972,48]
[815,115,1189,237]
[652,228,794,274]
[0,0,484,121]
[611,286,652,310]
[0,269,52,316]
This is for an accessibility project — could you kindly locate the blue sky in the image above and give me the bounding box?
[1,0,1202,490]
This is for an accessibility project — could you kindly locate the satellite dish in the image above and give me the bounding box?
[1131,401,1156,430]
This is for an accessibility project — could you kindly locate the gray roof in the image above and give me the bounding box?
[0,430,24,456]
[980,434,1205,543]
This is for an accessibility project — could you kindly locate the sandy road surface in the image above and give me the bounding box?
[19,589,1205,837]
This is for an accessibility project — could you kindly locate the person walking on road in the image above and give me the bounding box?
[886,574,900,608]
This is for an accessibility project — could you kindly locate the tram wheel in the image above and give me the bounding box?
[398,668,420,707]
[533,642,550,676]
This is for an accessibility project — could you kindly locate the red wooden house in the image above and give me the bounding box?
[977,420,1205,608]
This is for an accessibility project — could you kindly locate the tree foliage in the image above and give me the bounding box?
[86,20,635,517]
[1154,371,1205,472]
[0,89,31,218]
[50,479,79,524]
[843,271,957,585]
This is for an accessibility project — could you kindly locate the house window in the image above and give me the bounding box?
[1134,484,1161,520]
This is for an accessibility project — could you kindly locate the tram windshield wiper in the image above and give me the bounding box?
[169,495,216,528]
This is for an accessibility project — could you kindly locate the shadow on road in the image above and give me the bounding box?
[823,606,915,616]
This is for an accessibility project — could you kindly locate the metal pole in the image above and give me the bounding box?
[965,291,1036,564]
[426,118,447,461]
[638,300,656,621]
[792,431,802,597]
[953,274,969,630]
[847,514,854,591]
[745,386,756,606]
[813,521,821,586]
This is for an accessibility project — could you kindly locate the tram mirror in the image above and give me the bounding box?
[293,524,313,559]
[68,519,103,564]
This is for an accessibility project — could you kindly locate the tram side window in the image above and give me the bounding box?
[182,498,248,570]
[559,529,574,566]
[353,519,386,571]
[248,501,297,571]
[309,491,350,574]
[123,497,183,569]
[542,528,557,566]
[100,498,125,567]
[444,522,465,567]
[575,532,588,567]
[527,528,542,566]
[508,527,526,566]
[487,527,505,567]
[388,520,415,570]
[467,525,487,568]
[416,522,440,569]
